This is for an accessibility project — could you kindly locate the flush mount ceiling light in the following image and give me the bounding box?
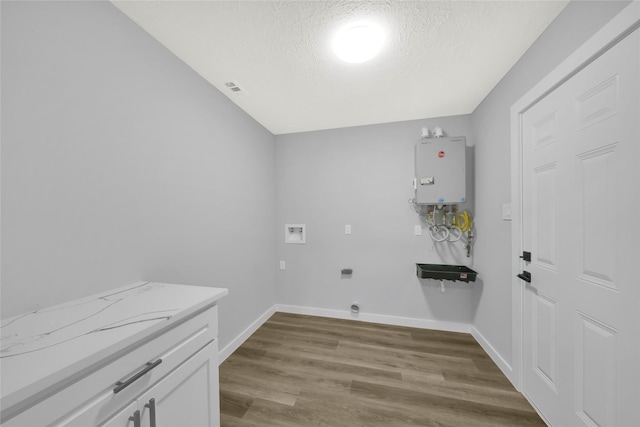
[333,22,384,63]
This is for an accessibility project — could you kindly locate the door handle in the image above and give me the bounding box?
[519,251,531,262]
[129,410,141,427]
[145,398,156,427]
[517,271,531,283]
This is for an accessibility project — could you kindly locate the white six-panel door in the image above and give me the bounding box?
[520,28,639,426]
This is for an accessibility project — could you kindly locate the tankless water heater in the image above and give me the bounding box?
[415,136,466,205]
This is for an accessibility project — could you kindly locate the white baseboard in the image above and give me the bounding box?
[276,304,471,333]
[218,305,277,363]
[470,326,515,388]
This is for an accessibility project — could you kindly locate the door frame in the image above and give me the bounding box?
[509,2,640,393]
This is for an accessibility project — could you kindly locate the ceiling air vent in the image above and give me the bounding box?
[224,81,247,95]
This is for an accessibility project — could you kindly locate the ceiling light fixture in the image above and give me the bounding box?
[333,22,384,64]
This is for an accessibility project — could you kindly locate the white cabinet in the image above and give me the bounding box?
[0,282,227,427]
[59,341,218,427]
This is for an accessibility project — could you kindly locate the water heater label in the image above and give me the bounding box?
[420,177,435,185]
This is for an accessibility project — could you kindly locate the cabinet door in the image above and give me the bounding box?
[139,341,219,427]
[99,401,139,427]
[48,391,138,427]
[53,397,138,427]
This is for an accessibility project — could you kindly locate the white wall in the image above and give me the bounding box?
[0,1,277,350]
[470,0,631,368]
[275,116,476,328]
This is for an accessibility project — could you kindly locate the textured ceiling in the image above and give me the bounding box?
[111,1,568,135]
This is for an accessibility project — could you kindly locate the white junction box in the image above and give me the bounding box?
[415,136,466,205]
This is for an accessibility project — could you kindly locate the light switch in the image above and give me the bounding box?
[414,225,422,236]
[502,203,512,221]
[279,260,286,270]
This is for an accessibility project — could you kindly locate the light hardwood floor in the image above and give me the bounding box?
[219,312,544,426]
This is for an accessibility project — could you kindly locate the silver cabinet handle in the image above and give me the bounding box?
[144,398,156,427]
[129,409,141,427]
[113,359,162,394]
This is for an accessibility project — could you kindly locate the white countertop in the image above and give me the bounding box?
[0,281,227,415]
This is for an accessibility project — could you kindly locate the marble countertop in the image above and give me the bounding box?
[0,281,227,415]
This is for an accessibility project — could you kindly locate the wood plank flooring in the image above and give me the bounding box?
[219,312,544,426]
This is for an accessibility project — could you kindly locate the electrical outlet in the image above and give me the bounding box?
[345,224,352,235]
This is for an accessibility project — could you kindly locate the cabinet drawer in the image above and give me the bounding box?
[4,304,218,426]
